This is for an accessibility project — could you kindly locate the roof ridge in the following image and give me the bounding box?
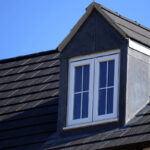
[0,49,59,64]
[100,4,150,32]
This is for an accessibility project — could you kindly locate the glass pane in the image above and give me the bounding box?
[74,66,82,92]
[83,65,89,91]
[82,92,89,118]
[108,60,115,86]
[99,62,107,88]
[107,88,114,114]
[73,93,81,119]
[98,89,106,115]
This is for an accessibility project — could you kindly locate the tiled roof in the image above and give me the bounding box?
[43,103,150,150]
[0,50,60,150]
[101,4,150,47]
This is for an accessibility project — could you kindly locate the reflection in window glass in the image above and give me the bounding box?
[74,66,82,92]
[98,60,115,116]
[107,88,114,114]
[82,92,89,118]
[98,89,106,115]
[108,60,114,86]
[74,93,81,119]
[83,65,89,91]
[73,65,90,120]
[99,62,107,88]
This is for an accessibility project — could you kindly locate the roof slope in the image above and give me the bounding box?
[101,4,150,47]
[43,103,150,150]
[0,50,60,150]
[58,2,150,51]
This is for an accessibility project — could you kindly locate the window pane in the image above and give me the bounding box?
[73,93,81,119]
[99,62,107,88]
[108,60,115,86]
[75,66,82,92]
[83,65,89,91]
[107,88,114,114]
[98,89,106,115]
[82,92,89,118]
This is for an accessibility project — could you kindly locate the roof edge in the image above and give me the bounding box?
[58,3,94,52]
[101,5,150,32]
[0,49,58,64]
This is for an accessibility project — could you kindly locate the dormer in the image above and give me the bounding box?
[57,2,150,135]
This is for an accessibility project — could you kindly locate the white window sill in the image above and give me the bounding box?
[63,117,118,130]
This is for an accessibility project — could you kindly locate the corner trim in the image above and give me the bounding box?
[129,39,150,56]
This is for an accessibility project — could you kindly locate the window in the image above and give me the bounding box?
[67,51,120,128]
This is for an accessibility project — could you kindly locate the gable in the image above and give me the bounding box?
[61,9,125,59]
[58,2,150,52]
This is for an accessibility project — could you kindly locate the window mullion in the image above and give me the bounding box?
[92,58,96,121]
[80,66,84,118]
[99,86,114,90]
[105,62,108,114]
[75,90,89,94]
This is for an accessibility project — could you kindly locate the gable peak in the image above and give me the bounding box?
[86,2,101,11]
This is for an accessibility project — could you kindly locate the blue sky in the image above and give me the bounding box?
[0,0,150,60]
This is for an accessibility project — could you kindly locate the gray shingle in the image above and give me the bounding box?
[101,5,150,47]
[45,104,150,150]
[0,50,59,150]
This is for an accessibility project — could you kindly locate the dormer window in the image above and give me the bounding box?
[67,50,120,128]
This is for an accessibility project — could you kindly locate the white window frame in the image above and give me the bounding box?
[66,50,120,128]
[93,54,119,122]
[67,59,94,126]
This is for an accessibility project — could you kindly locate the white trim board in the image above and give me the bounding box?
[69,49,120,63]
[129,39,150,56]
[64,118,118,130]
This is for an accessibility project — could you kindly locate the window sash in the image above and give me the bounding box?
[93,54,119,122]
[67,59,94,126]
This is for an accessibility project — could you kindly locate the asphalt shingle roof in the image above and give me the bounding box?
[0,50,60,150]
[43,103,150,150]
[101,4,150,47]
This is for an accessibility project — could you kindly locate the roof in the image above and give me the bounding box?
[43,103,150,150]
[58,2,150,51]
[0,2,150,150]
[0,49,60,150]
[1,48,150,150]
